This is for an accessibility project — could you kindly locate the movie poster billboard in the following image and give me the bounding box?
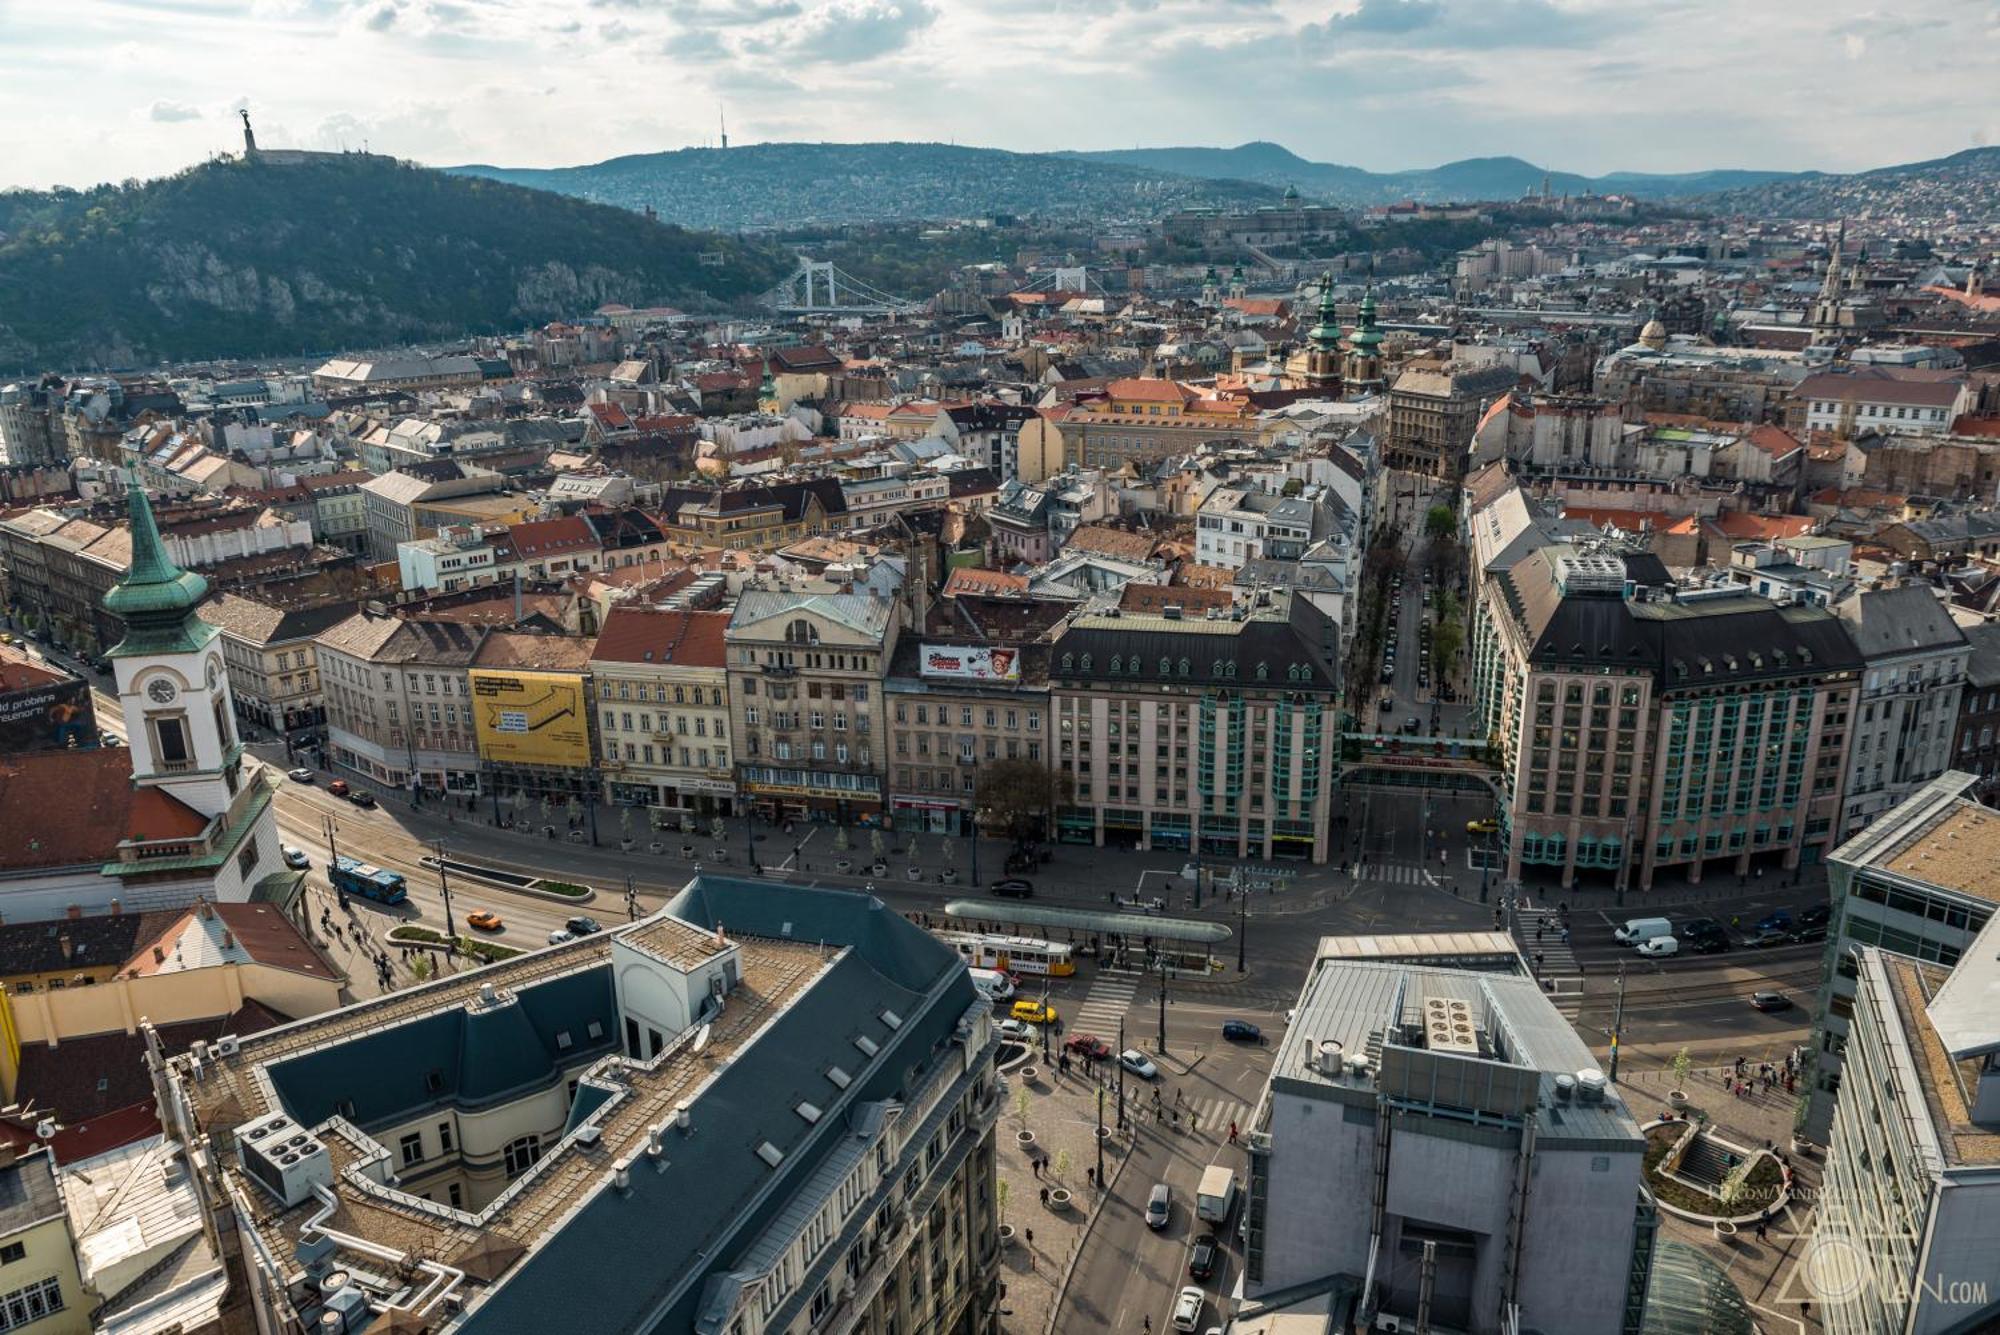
[920,645,1021,684]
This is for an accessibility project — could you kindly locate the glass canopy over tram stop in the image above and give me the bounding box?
[940,899,1232,973]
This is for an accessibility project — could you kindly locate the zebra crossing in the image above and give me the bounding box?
[1514,908,1583,1021]
[1068,973,1139,1037]
[1131,1091,1257,1141]
[1360,860,1442,887]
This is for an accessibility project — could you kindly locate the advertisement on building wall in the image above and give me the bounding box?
[0,676,97,753]
[470,670,590,767]
[920,644,1020,683]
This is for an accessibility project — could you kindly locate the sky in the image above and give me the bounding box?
[2,0,1996,192]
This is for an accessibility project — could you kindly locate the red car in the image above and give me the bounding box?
[327,779,350,797]
[1064,1034,1111,1062]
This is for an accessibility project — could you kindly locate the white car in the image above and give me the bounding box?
[997,1018,1038,1042]
[285,767,315,783]
[1171,1286,1205,1332]
[547,928,576,945]
[1636,935,1680,959]
[1119,1049,1160,1080]
[281,844,310,870]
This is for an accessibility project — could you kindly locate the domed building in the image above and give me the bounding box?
[1638,318,1669,352]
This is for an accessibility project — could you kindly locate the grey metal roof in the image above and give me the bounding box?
[0,1149,64,1237]
[729,589,895,641]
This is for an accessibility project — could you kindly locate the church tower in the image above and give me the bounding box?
[1342,287,1385,397]
[106,477,246,820]
[1200,266,1220,309]
[1809,221,1848,343]
[1301,272,1344,392]
[1227,263,1247,302]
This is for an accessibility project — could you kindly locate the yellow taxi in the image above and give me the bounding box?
[1466,818,1500,836]
[1010,999,1059,1026]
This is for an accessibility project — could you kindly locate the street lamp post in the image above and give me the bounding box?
[1095,1084,1105,1189]
[1116,1016,1127,1130]
[1236,883,1247,973]
[1156,957,1169,1055]
[434,838,457,941]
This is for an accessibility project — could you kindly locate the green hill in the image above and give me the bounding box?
[449,141,1283,230]
[0,153,795,372]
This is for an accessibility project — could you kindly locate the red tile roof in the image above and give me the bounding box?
[1106,378,1199,404]
[1702,512,1819,541]
[942,568,1030,598]
[589,607,731,668]
[1745,425,1804,458]
[505,515,598,558]
[1952,415,2000,438]
[125,788,210,843]
[0,748,141,870]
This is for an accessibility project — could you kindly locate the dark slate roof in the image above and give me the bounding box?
[461,881,975,1335]
[1497,547,1864,685]
[265,967,618,1128]
[1050,602,1339,692]
[0,913,155,978]
[1833,584,1968,660]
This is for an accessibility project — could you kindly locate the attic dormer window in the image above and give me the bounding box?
[1061,654,1073,672]
[1111,655,1123,673]
[1256,663,1269,681]
[1179,658,1190,677]
[1080,654,1092,671]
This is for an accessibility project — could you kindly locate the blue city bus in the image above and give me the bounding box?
[329,855,409,906]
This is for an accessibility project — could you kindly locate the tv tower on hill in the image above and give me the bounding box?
[719,105,728,151]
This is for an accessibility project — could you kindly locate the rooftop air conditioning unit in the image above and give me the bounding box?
[236,1110,334,1208]
[1576,1069,1609,1104]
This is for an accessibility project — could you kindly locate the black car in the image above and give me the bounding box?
[1682,917,1723,939]
[1798,904,1832,930]
[989,879,1034,899]
[348,790,377,809]
[1685,933,1732,955]
[565,915,604,937]
[1188,1233,1220,1281]
[1792,924,1827,944]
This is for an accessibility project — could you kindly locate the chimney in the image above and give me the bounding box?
[65,905,81,921]
[58,935,73,963]
[222,931,235,951]
[153,946,166,964]
[109,899,122,917]
[196,899,213,921]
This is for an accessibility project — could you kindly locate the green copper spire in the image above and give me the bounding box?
[104,472,212,658]
[1307,272,1343,353]
[1348,287,1384,353]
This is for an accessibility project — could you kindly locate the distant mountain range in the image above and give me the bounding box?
[1065,142,1797,205]
[1696,146,2000,219]
[0,154,792,372]
[450,142,1281,231]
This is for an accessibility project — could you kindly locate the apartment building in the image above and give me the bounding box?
[316,611,486,799]
[657,480,847,552]
[1832,584,1969,838]
[590,607,736,818]
[885,640,1049,835]
[1050,593,1341,862]
[1486,545,1861,890]
[1812,917,2000,1334]
[1193,486,1321,571]
[1796,367,1976,438]
[1051,378,1270,471]
[195,593,353,739]
[727,590,900,824]
[1805,772,2000,1141]
[1242,933,1653,1335]
[154,878,1002,1335]
[1384,361,1521,479]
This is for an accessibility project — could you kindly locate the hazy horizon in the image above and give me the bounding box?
[3,0,1995,193]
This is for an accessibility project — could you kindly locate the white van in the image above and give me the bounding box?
[1614,917,1672,947]
[1636,935,1679,959]
[1196,1164,1238,1222]
[969,967,1015,1001]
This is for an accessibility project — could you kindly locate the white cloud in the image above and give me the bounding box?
[1,0,1993,189]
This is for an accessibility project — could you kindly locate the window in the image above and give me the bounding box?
[238,840,259,879]
[150,714,191,768]
[503,1134,543,1177]
[0,1277,62,1331]
[438,1121,454,1153]
[400,1132,423,1167]
[0,1245,19,1267]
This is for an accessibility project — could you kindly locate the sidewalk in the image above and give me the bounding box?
[1620,1058,1824,1332]
[992,1061,1133,1333]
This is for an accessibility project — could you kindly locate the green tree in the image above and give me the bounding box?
[975,758,1075,845]
[1425,504,1457,541]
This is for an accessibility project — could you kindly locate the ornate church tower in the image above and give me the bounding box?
[1301,272,1344,392]
[1342,288,1385,396]
[1227,263,1247,302]
[1200,266,1220,309]
[106,478,247,820]
[1808,221,1848,343]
